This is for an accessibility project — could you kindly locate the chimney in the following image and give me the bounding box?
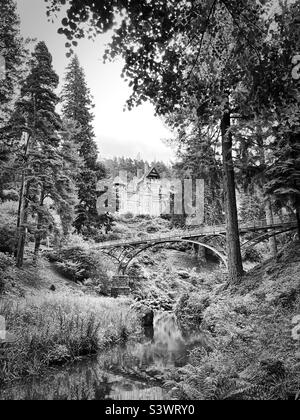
[144,162,150,175]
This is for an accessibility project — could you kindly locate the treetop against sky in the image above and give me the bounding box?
[16,0,174,163]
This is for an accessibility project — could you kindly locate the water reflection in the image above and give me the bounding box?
[0,313,205,400]
[0,365,165,400]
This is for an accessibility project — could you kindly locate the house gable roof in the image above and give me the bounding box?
[145,167,161,179]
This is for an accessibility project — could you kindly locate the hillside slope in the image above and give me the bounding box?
[169,241,300,400]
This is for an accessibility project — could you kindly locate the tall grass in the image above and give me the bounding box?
[0,295,138,383]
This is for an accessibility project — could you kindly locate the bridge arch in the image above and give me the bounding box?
[97,218,297,276]
[119,239,228,274]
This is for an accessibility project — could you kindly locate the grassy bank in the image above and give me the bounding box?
[167,241,300,400]
[0,294,138,384]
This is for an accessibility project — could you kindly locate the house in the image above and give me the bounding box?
[114,166,171,216]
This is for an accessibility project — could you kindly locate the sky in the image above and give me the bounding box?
[16,0,176,163]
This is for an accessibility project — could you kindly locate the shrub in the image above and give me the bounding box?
[104,232,122,241]
[55,260,85,283]
[146,224,159,233]
[175,292,211,334]
[242,247,262,263]
[0,201,18,255]
[0,253,15,294]
[0,226,16,254]
[94,232,122,243]
[134,215,151,220]
[0,276,5,295]
[1,190,19,202]
[0,253,14,272]
[0,201,18,227]
[49,246,110,292]
[123,212,134,220]
[127,262,144,277]
[113,224,131,234]
[59,233,91,250]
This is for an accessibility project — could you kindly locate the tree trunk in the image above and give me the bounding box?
[265,199,278,257]
[16,227,26,268]
[194,244,207,264]
[16,187,29,268]
[221,108,244,284]
[296,196,300,240]
[33,233,42,262]
[256,128,278,257]
[34,208,43,262]
[15,180,25,260]
[16,132,31,259]
[34,192,45,262]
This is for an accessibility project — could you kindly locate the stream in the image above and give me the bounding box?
[0,312,206,400]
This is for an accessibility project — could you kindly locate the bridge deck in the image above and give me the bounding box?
[97,218,297,250]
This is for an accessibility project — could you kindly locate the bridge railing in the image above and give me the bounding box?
[239,216,296,230]
[96,216,297,249]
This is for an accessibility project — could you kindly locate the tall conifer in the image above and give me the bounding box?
[4,42,76,266]
[62,56,107,234]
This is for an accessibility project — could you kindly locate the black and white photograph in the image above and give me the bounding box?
[0,0,299,404]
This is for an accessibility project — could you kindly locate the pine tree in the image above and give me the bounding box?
[4,42,76,266]
[61,56,107,235]
[174,127,224,227]
[0,0,26,198]
[0,0,24,116]
[16,42,62,265]
[57,118,81,237]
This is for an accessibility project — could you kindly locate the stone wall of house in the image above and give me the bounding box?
[117,178,170,217]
